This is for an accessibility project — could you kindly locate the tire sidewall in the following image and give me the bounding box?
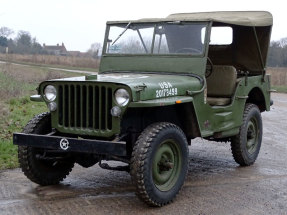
[146,125,188,203]
[240,106,262,162]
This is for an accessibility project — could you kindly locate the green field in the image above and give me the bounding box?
[272,85,287,93]
[0,62,84,169]
[0,97,47,169]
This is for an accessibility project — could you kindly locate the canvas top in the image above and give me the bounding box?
[107,11,273,27]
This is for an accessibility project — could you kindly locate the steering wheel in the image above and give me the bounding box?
[175,48,202,54]
[205,57,213,78]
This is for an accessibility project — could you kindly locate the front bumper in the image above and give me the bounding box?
[13,133,126,157]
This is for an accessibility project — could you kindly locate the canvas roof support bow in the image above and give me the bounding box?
[253,27,266,81]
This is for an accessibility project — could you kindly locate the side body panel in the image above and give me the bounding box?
[191,75,271,138]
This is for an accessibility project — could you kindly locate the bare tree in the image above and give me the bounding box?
[87,42,102,58]
[0,27,14,38]
[279,37,287,48]
[267,38,287,67]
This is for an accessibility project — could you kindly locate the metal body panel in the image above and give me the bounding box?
[37,68,271,139]
[39,73,202,137]
[129,96,194,107]
[100,56,207,75]
[191,75,271,137]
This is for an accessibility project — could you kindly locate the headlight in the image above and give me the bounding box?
[44,85,57,101]
[115,88,129,106]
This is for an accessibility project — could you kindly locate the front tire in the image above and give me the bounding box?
[18,112,74,185]
[231,104,263,166]
[130,122,188,206]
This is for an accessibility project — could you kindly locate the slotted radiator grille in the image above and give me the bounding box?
[58,84,113,131]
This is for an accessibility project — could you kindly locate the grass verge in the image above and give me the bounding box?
[0,63,83,170]
[1,59,99,73]
[0,140,18,169]
[0,53,99,72]
[0,97,47,169]
[272,85,287,93]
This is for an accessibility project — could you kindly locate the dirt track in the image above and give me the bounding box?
[0,93,286,215]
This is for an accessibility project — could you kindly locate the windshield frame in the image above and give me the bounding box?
[103,21,210,57]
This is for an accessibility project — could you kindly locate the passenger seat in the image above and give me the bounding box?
[206,65,237,106]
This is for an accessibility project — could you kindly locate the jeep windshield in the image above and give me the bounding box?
[105,22,207,55]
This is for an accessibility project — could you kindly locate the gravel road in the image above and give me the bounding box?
[0,93,286,215]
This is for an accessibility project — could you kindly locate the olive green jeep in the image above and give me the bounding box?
[14,11,274,206]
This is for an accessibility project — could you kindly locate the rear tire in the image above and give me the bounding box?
[18,112,74,185]
[231,104,262,166]
[130,122,188,206]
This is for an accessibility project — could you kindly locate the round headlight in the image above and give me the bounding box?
[44,85,57,101]
[115,89,129,106]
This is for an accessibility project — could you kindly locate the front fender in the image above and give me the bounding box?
[129,96,194,107]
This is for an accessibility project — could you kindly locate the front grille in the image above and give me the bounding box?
[58,84,113,131]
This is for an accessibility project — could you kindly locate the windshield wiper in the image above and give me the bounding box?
[112,22,131,45]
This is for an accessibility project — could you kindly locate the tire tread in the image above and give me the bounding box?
[231,103,262,166]
[130,122,188,206]
[18,112,74,185]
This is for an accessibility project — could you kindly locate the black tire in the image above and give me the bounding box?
[18,112,74,185]
[231,104,263,166]
[130,122,189,206]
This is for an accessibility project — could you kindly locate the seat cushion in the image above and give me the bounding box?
[207,65,237,97]
[207,97,231,106]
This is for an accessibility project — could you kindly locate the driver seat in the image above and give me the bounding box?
[206,65,237,106]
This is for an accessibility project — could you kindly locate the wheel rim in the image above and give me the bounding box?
[246,117,259,154]
[152,139,182,191]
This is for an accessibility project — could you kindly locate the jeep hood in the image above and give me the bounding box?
[49,72,202,102]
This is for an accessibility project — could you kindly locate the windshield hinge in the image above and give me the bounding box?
[262,69,266,82]
[245,71,249,86]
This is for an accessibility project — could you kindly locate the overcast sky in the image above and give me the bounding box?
[0,0,285,52]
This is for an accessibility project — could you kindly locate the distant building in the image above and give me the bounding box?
[68,51,81,57]
[43,43,67,56]
[68,51,91,58]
